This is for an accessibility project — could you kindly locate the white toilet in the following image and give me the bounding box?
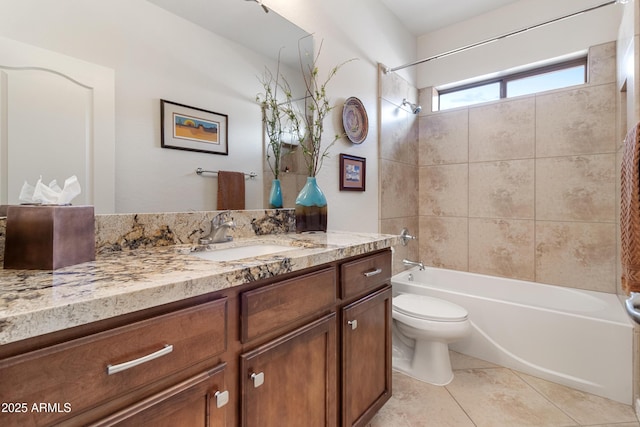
[392,293,471,386]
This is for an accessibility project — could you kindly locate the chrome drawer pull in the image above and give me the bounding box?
[215,390,230,408]
[250,372,264,388]
[107,344,173,375]
[363,268,382,277]
[348,320,358,330]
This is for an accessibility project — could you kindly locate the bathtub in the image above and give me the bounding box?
[391,267,634,404]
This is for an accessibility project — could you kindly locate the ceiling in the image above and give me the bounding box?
[379,0,522,36]
[147,0,525,61]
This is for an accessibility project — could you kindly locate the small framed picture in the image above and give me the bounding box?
[160,99,228,155]
[339,154,366,191]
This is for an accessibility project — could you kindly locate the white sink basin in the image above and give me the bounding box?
[190,244,294,262]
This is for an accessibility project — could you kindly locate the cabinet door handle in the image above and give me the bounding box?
[214,390,230,408]
[107,344,173,375]
[250,371,264,388]
[347,320,358,330]
[363,268,382,277]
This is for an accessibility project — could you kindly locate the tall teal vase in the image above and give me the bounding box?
[268,179,283,209]
[295,177,327,233]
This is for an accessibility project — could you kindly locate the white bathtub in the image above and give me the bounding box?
[391,267,634,404]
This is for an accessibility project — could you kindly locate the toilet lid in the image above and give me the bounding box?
[393,294,468,322]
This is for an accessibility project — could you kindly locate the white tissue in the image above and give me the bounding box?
[18,175,82,205]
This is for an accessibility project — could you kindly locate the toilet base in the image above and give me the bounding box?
[391,324,455,386]
[392,296,471,387]
[392,365,454,387]
[411,339,454,386]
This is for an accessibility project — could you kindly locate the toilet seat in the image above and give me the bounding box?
[393,294,468,322]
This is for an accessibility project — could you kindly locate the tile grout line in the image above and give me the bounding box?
[444,380,478,427]
[510,368,581,426]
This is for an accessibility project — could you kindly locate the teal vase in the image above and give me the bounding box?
[295,177,327,233]
[269,179,283,209]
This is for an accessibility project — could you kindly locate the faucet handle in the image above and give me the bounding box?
[400,227,417,246]
[213,210,231,225]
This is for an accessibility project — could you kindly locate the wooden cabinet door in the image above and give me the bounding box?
[90,363,229,427]
[342,286,392,427]
[240,313,337,427]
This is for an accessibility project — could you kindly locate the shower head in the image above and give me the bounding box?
[402,98,422,114]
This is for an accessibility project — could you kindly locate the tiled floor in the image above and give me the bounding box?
[370,351,640,427]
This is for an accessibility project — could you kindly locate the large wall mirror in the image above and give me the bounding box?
[0,37,117,212]
[0,0,312,214]
[148,0,311,72]
[148,0,314,211]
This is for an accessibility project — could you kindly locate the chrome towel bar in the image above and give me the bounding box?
[196,168,257,179]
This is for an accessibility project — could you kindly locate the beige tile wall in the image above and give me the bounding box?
[416,41,618,293]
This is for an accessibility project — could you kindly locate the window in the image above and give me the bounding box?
[435,57,587,111]
[439,81,501,111]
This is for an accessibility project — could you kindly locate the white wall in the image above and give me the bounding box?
[0,0,415,233]
[617,0,639,132]
[417,0,623,90]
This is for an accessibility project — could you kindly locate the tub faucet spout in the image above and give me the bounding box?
[403,259,425,270]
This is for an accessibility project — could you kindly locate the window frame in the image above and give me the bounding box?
[436,56,587,111]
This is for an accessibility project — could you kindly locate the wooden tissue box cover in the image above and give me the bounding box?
[3,205,95,270]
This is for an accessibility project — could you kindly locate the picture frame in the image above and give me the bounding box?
[160,99,228,155]
[339,154,366,191]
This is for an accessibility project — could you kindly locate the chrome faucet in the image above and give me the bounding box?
[402,259,425,270]
[399,228,417,246]
[199,211,236,244]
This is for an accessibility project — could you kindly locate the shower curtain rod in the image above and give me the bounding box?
[383,0,619,74]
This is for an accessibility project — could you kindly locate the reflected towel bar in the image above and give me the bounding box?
[196,168,257,179]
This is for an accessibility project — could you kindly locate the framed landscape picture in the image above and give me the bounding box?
[339,154,366,191]
[160,99,228,155]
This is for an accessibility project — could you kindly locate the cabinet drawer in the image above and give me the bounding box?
[90,363,229,427]
[0,298,227,427]
[241,267,336,343]
[340,251,391,300]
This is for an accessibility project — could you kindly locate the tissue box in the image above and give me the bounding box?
[3,205,95,270]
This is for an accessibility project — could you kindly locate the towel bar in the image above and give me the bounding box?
[196,168,257,179]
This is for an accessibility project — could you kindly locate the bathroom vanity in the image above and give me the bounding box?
[0,229,396,427]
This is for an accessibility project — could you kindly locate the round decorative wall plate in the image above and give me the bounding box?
[342,97,368,144]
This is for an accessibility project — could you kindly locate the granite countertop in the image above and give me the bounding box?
[0,231,398,346]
